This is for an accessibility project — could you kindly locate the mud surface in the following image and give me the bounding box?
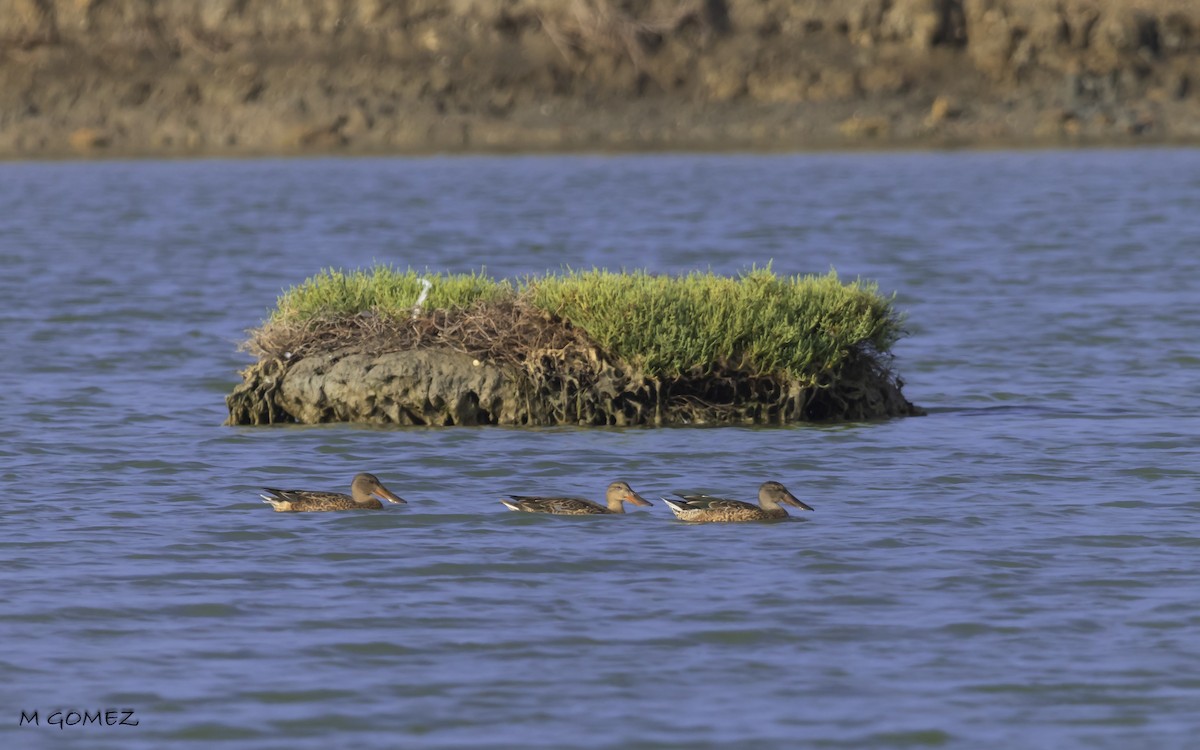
[227,298,921,426]
[225,346,922,427]
[3,0,1198,158]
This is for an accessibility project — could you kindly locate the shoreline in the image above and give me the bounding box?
[3,1,1196,161]
[4,136,1195,163]
[4,132,1196,164]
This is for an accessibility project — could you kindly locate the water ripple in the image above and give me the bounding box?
[3,151,1200,749]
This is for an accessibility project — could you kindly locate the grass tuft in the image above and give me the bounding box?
[269,267,510,323]
[262,265,903,385]
[526,266,900,383]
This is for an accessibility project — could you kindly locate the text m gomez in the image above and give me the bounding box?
[20,710,138,729]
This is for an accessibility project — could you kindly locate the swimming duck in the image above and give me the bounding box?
[661,481,813,522]
[501,480,651,515]
[260,473,407,512]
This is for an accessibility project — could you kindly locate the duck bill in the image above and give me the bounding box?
[375,487,407,504]
[627,491,653,507]
[783,492,814,511]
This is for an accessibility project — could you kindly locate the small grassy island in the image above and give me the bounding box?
[225,267,922,426]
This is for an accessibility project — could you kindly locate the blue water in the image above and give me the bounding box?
[2,150,1200,749]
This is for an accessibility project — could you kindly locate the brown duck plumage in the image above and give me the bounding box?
[260,473,407,512]
[662,481,814,523]
[501,480,651,515]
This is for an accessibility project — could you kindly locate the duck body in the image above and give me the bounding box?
[662,495,786,522]
[261,491,383,512]
[662,481,813,523]
[501,481,651,515]
[260,473,407,512]
[501,496,614,515]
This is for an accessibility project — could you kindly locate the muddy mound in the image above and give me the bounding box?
[226,300,921,426]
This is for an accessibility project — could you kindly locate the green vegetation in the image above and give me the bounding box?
[263,265,902,387]
[270,267,509,322]
[528,268,899,384]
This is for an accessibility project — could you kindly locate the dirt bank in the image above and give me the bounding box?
[2,0,1197,158]
[225,346,922,427]
[225,289,921,427]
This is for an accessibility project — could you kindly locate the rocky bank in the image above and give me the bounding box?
[1,0,1197,158]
